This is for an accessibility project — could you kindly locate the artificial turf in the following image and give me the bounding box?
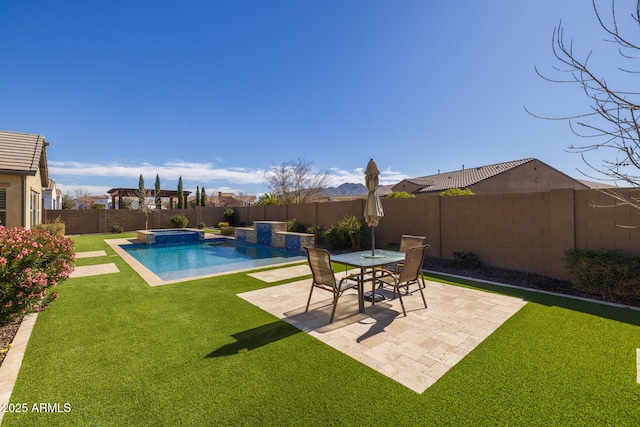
[3,234,639,426]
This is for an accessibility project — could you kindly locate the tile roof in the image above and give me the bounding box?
[0,130,47,175]
[401,158,535,193]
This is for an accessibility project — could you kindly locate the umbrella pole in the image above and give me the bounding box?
[371,226,375,256]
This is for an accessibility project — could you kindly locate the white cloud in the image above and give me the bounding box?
[49,161,411,196]
[49,160,268,185]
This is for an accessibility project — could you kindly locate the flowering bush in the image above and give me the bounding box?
[0,226,75,323]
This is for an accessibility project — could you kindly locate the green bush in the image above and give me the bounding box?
[111,225,123,234]
[170,214,189,228]
[217,221,229,229]
[453,251,481,269]
[563,248,640,303]
[325,215,363,250]
[220,226,235,236]
[197,222,206,229]
[34,217,65,237]
[386,191,416,199]
[441,188,474,196]
[286,219,306,233]
[223,208,235,225]
[0,226,75,323]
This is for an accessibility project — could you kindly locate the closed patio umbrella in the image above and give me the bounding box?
[364,158,384,257]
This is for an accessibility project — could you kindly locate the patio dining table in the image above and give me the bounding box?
[331,249,405,314]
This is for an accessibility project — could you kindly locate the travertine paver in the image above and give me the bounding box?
[238,278,528,393]
[75,250,108,259]
[70,263,119,278]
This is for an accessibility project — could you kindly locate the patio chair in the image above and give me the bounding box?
[304,247,360,324]
[383,234,428,278]
[376,245,429,316]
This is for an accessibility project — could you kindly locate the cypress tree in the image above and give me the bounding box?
[138,174,145,210]
[200,187,206,206]
[195,185,201,207]
[177,177,184,209]
[154,174,161,209]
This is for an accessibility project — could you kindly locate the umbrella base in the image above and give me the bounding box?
[364,291,385,302]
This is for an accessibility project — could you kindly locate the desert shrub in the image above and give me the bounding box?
[563,248,640,303]
[111,225,123,234]
[34,217,65,237]
[93,203,106,209]
[441,188,474,196]
[223,208,235,225]
[217,221,229,229]
[325,216,363,250]
[197,222,206,229]
[453,251,481,269]
[220,226,235,236]
[0,226,75,323]
[170,214,189,228]
[387,191,416,199]
[286,218,305,233]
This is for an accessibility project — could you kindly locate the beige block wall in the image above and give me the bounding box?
[45,188,640,282]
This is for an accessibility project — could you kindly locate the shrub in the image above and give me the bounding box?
[286,219,305,233]
[0,226,75,323]
[386,191,416,199]
[34,217,65,237]
[325,216,363,250]
[170,214,189,228]
[197,222,206,229]
[220,226,235,236]
[217,221,229,229]
[453,251,481,269]
[223,208,235,225]
[563,248,640,303]
[441,188,474,196]
[93,203,106,209]
[111,225,123,234]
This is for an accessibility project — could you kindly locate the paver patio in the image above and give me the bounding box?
[239,273,528,393]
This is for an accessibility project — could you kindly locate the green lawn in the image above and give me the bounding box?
[4,234,640,426]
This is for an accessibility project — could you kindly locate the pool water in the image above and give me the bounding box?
[122,239,306,281]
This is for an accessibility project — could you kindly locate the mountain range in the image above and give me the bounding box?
[321,182,368,197]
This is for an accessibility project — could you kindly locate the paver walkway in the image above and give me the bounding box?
[70,263,119,278]
[239,276,528,393]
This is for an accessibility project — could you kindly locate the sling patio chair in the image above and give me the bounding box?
[381,235,428,287]
[304,247,360,324]
[375,245,429,316]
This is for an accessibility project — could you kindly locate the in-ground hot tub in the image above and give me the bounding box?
[136,228,206,245]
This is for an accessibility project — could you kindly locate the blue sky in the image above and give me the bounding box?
[0,0,625,196]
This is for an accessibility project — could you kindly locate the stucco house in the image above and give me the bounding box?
[385,158,590,196]
[42,178,62,210]
[0,130,49,228]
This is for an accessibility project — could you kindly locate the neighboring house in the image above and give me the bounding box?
[0,130,49,228]
[211,192,256,207]
[91,195,111,209]
[42,178,62,210]
[390,158,591,196]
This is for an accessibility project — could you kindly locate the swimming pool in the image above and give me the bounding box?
[120,238,306,282]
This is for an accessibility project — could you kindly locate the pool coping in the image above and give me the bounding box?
[106,237,307,287]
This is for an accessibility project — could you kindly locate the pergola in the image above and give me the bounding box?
[106,188,191,209]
